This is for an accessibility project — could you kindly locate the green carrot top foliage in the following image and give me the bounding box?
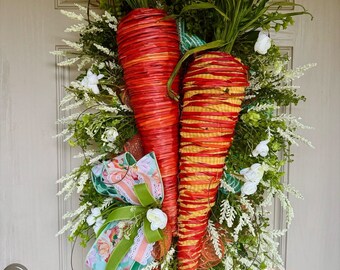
[173,0,312,53]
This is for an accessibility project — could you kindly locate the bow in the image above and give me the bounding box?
[86,152,166,270]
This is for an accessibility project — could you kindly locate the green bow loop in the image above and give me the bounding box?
[86,152,165,270]
[134,183,159,207]
[97,183,164,239]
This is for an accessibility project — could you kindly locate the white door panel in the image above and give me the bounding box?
[0,1,85,269]
[285,0,340,269]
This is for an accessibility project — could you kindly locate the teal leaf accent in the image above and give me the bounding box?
[178,19,206,54]
[222,171,242,193]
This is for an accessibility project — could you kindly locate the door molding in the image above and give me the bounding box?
[275,46,293,267]
[55,0,88,9]
[55,45,73,270]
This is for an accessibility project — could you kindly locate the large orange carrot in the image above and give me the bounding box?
[177,51,249,269]
[117,8,180,239]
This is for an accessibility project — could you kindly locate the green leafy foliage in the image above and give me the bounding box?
[209,43,313,269]
[66,106,136,152]
[173,0,312,52]
[55,7,139,247]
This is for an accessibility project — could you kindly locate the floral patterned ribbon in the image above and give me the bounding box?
[86,152,164,270]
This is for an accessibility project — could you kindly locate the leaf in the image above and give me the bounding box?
[242,30,260,42]
[268,1,313,20]
[222,172,241,193]
[180,2,229,21]
[269,1,307,10]
[167,40,226,100]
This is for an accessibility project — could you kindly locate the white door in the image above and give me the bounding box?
[282,0,340,269]
[0,1,88,269]
[0,1,339,270]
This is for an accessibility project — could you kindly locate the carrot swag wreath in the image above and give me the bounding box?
[54,1,314,269]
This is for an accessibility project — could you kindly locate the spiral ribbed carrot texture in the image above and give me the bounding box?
[117,8,180,239]
[178,52,249,269]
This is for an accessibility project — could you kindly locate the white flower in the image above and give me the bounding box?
[104,11,118,24]
[94,43,114,56]
[120,104,133,112]
[57,57,80,66]
[93,217,105,234]
[117,221,127,229]
[252,140,270,157]
[62,39,83,51]
[60,10,84,21]
[81,70,104,94]
[254,32,271,55]
[98,62,105,69]
[240,163,265,184]
[86,207,101,226]
[241,182,258,195]
[240,163,267,196]
[102,128,119,142]
[261,163,270,172]
[146,208,167,231]
[272,60,284,76]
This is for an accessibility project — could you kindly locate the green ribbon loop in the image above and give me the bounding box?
[134,183,158,207]
[98,183,164,270]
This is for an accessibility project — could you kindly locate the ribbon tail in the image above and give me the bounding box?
[106,224,139,270]
[143,217,163,244]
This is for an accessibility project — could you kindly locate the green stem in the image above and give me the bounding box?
[167,40,226,101]
[180,2,229,21]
